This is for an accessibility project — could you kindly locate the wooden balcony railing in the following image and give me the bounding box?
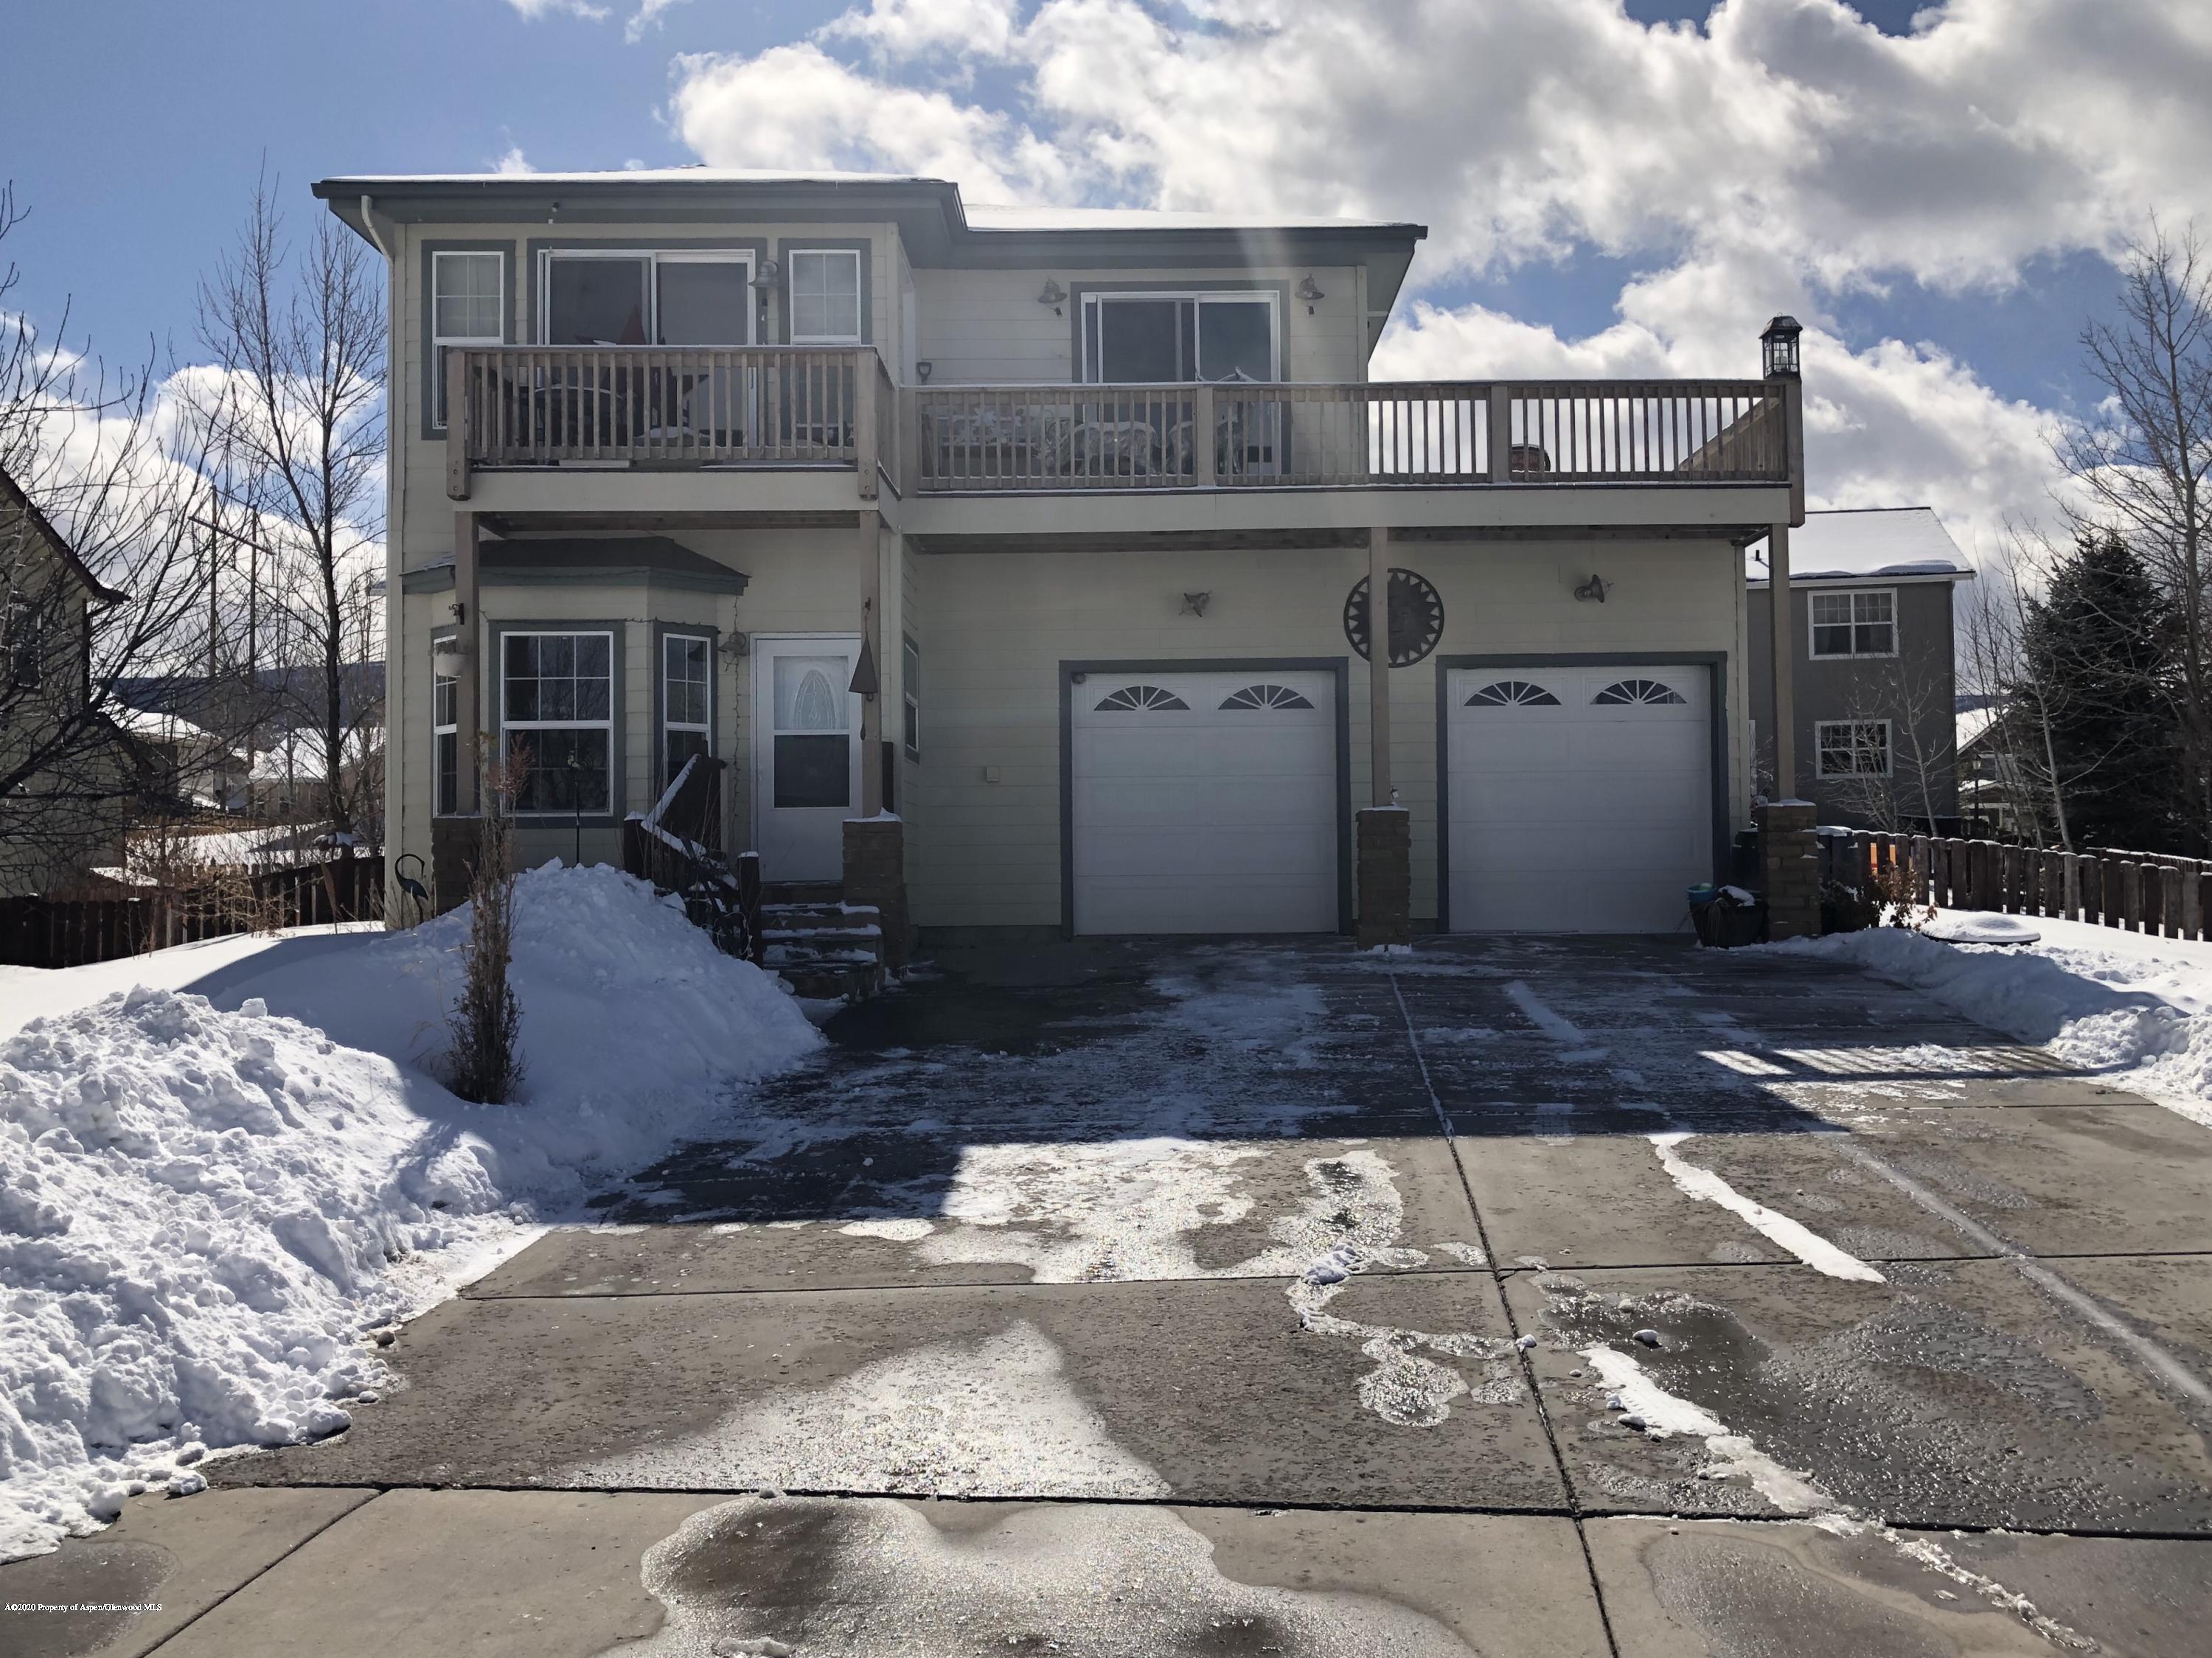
[445,345,892,500]
[912,378,1790,492]
[445,349,1792,501]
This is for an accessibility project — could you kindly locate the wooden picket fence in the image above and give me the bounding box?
[0,856,385,969]
[1846,833,2211,940]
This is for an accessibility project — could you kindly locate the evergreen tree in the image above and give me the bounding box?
[2023,532,2183,852]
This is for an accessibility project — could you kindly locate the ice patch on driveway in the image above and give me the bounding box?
[616,1494,1481,1656]
[1288,1277,1523,1427]
[837,1219,935,1241]
[908,1142,1425,1284]
[1153,966,1331,1068]
[570,1323,1167,1498]
[1646,1132,1885,1283]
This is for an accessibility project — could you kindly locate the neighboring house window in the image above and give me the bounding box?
[1817,719,1892,778]
[433,667,458,815]
[662,632,712,785]
[431,251,505,429]
[902,633,921,761]
[1810,589,1896,658]
[788,250,863,344]
[501,631,614,815]
[4,593,39,689]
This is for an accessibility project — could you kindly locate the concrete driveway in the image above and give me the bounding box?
[10,936,2212,1656]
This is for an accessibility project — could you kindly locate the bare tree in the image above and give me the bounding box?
[1820,652,1957,835]
[2056,221,2212,846]
[0,184,240,894]
[193,173,385,849]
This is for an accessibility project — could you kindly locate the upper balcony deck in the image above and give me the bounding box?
[442,345,1800,529]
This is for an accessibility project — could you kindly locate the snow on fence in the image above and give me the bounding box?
[1843,832,2212,941]
[0,856,385,969]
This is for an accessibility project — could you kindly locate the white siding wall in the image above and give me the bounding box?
[911,265,1365,386]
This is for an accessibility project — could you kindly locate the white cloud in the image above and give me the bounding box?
[624,0,689,45]
[655,0,2204,543]
[491,145,535,175]
[504,0,610,21]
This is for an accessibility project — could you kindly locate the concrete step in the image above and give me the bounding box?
[761,902,883,933]
[761,881,844,906]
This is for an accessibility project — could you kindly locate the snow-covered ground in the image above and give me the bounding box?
[1772,911,2212,1127]
[0,863,820,1558]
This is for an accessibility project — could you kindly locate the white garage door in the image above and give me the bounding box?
[1072,669,1338,935]
[1447,664,1713,933]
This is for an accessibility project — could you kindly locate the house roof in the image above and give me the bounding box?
[1745,507,1974,587]
[1956,703,2003,752]
[312,171,1429,341]
[0,462,129,604]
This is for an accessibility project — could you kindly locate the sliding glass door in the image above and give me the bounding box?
[539,252,755,445]
[1080,292,1281,477]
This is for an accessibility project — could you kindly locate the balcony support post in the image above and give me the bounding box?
[1193,381,1217,487]
[453,509,481,815]
[445,350,471,501]
[1767,520,1796,803]
[1368,527,1392,806]
[1487,385,1512,483]
[858,509,884,819]
[1784,376,1806,527]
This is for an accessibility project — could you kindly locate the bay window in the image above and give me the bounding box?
[501,631,614,815]
[661,632,712,785]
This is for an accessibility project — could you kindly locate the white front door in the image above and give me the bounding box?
[752,635,863,882]
[1071,668,1338,935]
[1447,663,1714,933]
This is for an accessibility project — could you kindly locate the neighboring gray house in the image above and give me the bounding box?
[317,168,1809,938]
[1747,507,1973,832]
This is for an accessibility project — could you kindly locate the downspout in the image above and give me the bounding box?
[358,195,391,262]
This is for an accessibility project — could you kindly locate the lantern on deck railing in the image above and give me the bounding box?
[1761,315,1803,380]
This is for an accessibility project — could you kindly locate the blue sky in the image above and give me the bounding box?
[3,1,2194,548]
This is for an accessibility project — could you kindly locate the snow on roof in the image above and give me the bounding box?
[962,203,1413,233]
[1956,704,2002,750]
[111,708,225,746]
[1746,507,1972,583]
[327,167,947,187]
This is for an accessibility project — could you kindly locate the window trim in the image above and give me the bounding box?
[1815,717,1894,779]
[1078,288,1283,383]
[493,624,624,823]
[1808,586,1899,661]
[902,631,921,762]
[785,247,866,346]
[424,244,512,435]
[431,642,459,818]
[655,624,717,793]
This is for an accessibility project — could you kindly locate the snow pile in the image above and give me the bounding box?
[0,863,820,1558]
[1772,914,2212,1125]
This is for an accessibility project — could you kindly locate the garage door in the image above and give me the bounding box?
[1446,664,1714,933]
[1072,669,1338,935]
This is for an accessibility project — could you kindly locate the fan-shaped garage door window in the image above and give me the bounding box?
[1464,680,1560,708]
[1593,678,1686,706]
[1220,683,1315,710]
[1095,684,1190,711]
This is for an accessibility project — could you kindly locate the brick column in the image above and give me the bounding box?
[1758,799,1820,941]
[843,815,910,973]
[1355,807,1411,950]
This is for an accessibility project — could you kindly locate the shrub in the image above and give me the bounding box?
[447,754,525,1103]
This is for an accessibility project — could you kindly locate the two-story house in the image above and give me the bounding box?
[1746,506,1973,833]
[316,169,1808,940]
[1,461,134,896]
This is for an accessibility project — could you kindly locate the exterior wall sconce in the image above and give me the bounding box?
[917,360,933,383]
[1761,314,1802,379]
[1573,574,1612,602]
[1181,591,1211,617]
[718,632,749,658]
[1037,278,1066,314]
[1295,274,1325,313]
[751,259,783,290]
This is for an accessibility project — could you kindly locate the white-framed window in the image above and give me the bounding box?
[500,630,614,815]
[538,250,756,347]
[662,632,712,786]
[1080,290,1279,383]
[902,633,921,761]
[431,251,506,429]
[788,249,863,344]
[433,667,458,815]
[1809,588,1896,658]
[1816,719,1892,779]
